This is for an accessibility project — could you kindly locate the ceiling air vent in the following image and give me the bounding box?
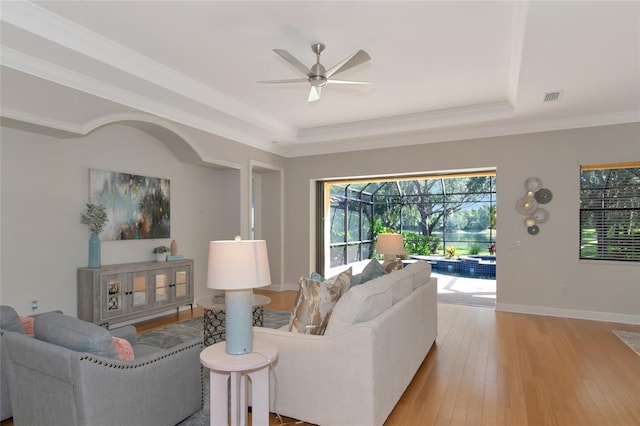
[543,91,563,102]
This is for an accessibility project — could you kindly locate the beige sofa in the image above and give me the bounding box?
[254,260,437,426]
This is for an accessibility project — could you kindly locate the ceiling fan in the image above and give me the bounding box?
[258,42,371,102]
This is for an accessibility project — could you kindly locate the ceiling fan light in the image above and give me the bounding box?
[309,76,327,87]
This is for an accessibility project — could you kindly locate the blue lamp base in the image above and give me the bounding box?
[224,289,253,354]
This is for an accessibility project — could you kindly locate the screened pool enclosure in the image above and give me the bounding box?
[324,173,497,269]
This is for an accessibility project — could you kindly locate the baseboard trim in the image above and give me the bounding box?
[263,283,299,292]
[495,303,640,325]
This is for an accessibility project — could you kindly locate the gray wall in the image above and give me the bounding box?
[0,121,284,316]
[1,119,638,324]
[283,123,640,323]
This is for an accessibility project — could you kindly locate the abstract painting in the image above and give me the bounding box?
[89,169,170,240]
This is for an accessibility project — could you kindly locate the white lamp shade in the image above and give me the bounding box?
[376,233,405,255]
[207,239,271,290]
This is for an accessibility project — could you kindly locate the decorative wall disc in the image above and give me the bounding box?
[518,177,551,236]
[525,177,543,192]
[533,208,549,224]
[516,196,538,215]
[535,188,553,204]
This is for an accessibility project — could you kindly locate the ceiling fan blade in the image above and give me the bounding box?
[325,50,371,78]
[273,49,312,77]
[326,79,372,85]
[308,86,321,102]
[257,78,308,84]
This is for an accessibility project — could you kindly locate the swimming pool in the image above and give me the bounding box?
[410,255,496,279]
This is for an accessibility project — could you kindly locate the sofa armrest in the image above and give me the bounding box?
[253,325,377,425]
[110,325,138,346]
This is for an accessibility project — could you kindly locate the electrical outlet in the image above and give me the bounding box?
[31,300,38,311]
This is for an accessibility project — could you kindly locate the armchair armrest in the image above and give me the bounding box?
[5,333,203,426]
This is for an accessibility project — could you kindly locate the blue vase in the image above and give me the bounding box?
[89,232,101,268]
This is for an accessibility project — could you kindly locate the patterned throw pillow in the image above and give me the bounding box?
[288,268,352,335]
[382,258,403,273]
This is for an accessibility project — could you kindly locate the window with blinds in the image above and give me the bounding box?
[579,162,640,262]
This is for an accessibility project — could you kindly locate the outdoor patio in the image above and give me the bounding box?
[433,272,496,308]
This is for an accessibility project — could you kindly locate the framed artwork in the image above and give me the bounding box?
[89,169,170,240]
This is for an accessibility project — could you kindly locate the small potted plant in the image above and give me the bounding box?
[80,203,108,234]
[153,246,170,261]
[445,246,457,259]
[80,203,108,268]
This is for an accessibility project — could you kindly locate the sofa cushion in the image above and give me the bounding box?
[325,273,394,335]
[289,268,352,335]
[325,261,432,336]
[412,261,432,289]
[392,273,415,304]
[34,312,117,359]
[0,305,25,333]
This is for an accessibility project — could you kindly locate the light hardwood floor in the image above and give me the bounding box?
[3,291,639,426]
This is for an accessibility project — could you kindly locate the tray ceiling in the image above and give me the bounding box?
[1,1,638,157]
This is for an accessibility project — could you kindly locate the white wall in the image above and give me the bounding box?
[283,123,640,324]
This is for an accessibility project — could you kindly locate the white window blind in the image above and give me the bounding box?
[579,162,640,261]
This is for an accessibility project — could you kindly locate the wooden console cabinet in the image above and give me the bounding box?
[78,259,194,327]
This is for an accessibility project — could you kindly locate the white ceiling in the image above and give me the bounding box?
[1,1,638,157]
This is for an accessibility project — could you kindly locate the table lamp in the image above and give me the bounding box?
[207,236,271,354]
[376,233,405,261]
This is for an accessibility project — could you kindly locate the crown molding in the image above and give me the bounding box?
[282,110,640,158]
[1,47,286,154]
[0,0,295,141]
[296,101,514,144]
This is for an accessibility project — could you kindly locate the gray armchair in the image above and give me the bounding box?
[3,311,203,426]
[0,305,25,421]
[0,305,63,421]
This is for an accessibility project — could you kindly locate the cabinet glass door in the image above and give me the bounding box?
[101,273,127,319]
[131,272,148,309]
[175,270,187,297]
[172,266,191,302]
[153,270,170,304]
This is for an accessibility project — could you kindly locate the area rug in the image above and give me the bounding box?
[136,309,291,426]
[137,309,290,348]
[613,330,640,357]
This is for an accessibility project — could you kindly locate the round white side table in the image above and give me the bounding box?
[200,337,278,426]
